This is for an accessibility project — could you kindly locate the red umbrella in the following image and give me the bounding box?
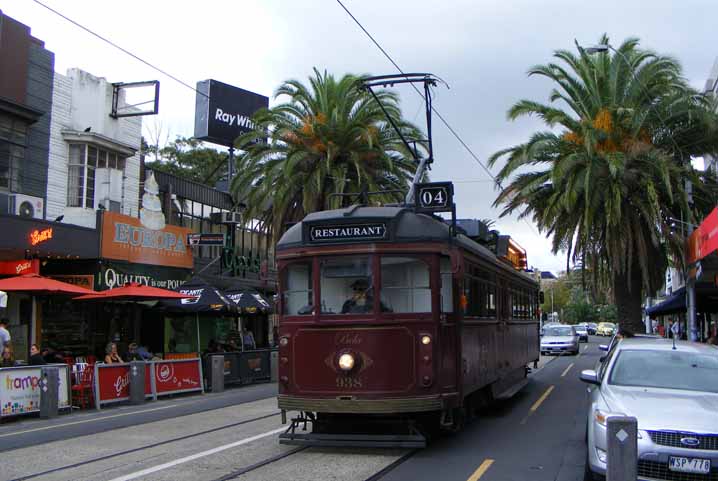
[0,273,95,296]
[75,282,192,301]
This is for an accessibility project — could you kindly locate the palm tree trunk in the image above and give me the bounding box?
[612,259,644,334]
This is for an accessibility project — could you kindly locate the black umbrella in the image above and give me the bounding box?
[224,289,274,314]
[159,277,237,313]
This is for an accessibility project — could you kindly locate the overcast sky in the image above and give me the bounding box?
[4,0,715,274]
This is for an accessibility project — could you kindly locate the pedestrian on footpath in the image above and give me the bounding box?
[0,318,11,353]
[242,327,256,351]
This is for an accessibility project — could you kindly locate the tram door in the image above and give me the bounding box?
[439,257,457,391]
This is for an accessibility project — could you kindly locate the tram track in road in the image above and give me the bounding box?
[8,412,280,481]
[209,446,309,481]
[362,449,418,481]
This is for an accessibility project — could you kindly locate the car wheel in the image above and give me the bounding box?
[584,451,605,481]
[573,349,579,355]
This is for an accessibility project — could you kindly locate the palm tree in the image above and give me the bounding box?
[489,36,718,333]
[231,69,424,239]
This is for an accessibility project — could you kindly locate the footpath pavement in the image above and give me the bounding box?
[0,381,278,452]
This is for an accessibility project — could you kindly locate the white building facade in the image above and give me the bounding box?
[47,68,141,228]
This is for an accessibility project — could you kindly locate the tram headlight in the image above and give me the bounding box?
[338,353,355,371]
[279,336,289,347]
[421,335,431,345]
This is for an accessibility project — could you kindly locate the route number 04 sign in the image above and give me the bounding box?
[415,182,454,213]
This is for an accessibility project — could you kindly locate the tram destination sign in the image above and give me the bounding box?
[415,182,454,213]
[309,223,387,243]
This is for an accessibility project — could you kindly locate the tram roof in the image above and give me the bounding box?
[277,206,535,282]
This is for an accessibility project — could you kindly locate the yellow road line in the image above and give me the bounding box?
[560,363,574,377]
[467,459,495,481]
[530,385,555,413]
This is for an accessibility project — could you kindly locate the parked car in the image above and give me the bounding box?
[574,324,589,342]
[540,322,561,336]
[540,325,579,355]
[581,338,718,480]
[596,322,616,336]
[587,323,598,335]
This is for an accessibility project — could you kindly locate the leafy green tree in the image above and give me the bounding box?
[144,136,227,186]
[489,35,718,333]
[563,288,598,324]
[231,69,424,238]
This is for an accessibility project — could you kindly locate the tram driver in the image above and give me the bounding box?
[341,278,373,314]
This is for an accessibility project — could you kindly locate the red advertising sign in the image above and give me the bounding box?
[96,364,152,402]
[0,259,39,276]
[687,207,718,265]
[154,360,202,395]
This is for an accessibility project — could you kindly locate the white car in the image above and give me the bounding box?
[581,337,718,480]
[540,325,579,355]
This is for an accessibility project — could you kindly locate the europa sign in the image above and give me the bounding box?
[309,223,387,243]
[194,79,269,147]
[100,212,193,269]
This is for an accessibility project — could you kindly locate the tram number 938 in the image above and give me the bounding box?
[336,376,363,389]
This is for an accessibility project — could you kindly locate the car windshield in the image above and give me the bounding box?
[575,325,587,331]
[600,323,615,328]
[545,326,574,337]
[609,349,718,393]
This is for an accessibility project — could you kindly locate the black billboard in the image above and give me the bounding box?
[194,79,269,147]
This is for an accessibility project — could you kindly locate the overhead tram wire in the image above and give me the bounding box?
[30,0,208,99]
[335,0,543,238]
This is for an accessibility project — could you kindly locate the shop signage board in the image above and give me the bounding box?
[187,233,226,247]
[194,79,269,147]
[100,211,194,269]
[153,359,203,396]
[98,262,192,290]
[688,207,718,265]
[0,365,70,416]
[0,214,100,259]
[0,259,39,276]
[48,275,94,290]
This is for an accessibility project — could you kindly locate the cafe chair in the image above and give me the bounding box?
[71,365,94,409]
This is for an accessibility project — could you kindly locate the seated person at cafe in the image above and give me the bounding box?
[1,346,14,367]
[124,342,144,361]
[104,342,124,364]
[29,344,46,365]
[42,346,65,364]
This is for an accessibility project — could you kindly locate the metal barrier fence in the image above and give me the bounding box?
[203,349,273,390]
[94,358,204,409]
[0,364,71,417]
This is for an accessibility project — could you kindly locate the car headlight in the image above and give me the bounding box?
[595,447,607,463]
[338,353,355,371]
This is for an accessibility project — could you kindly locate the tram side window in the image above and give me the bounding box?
[283,262,313,315]
[320,256,373,314]
[381,257,431,313]
[440,257,453,313]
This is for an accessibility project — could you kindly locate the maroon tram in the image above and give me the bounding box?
[276,205,540,447]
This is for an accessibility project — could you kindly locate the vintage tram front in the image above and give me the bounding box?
[276,205,539,447]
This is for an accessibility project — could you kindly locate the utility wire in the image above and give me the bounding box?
[335,0,545,238]
[335,0,498,184]
[30,0,208,98]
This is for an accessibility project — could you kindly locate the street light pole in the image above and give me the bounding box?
[584,42,698,341]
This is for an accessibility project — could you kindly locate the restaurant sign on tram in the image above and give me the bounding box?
[309,223,387,243]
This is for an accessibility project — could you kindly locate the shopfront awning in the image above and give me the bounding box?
[224,289,273,314]
[159,277,238,314]
[646,287,685,316]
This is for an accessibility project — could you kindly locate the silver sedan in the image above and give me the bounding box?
[540,325,579,355]
[581,337,718,480]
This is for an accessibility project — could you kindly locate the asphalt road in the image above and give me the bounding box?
[380,337,602,481]
[0,337,605,481]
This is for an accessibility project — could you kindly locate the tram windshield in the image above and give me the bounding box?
[281,255,435,316]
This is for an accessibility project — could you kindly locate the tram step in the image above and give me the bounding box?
[278,431,426,448]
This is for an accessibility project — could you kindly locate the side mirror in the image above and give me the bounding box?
[599,344,609,352]
[579,369,600,385]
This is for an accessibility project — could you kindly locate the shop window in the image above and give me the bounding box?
[380,257,430,313]
[165,317,198,354]
[282,261,313,315]
[0,114,27,191]
[67,144,127,208]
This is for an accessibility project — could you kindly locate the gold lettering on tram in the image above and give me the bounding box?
[336,376,363,389]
